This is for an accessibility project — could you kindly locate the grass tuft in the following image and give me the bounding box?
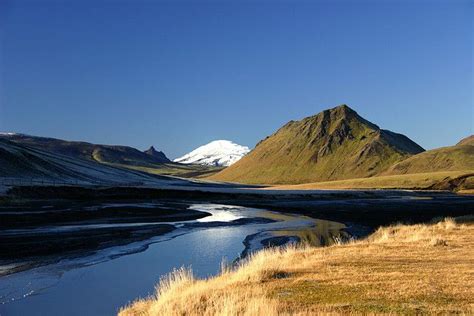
[120,218,474,315]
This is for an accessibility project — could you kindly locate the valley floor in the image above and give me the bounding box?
[120,217,474,315]
[266,170,474,192]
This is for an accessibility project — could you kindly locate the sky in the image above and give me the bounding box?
[0,0,472,159]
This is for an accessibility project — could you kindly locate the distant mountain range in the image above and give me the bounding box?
[0,137,183,185]
[144,146,169,162]
[0,133,224,179]
[1,105,472,187]
[174,140,250,167]
[0,133,170,167]
[210,104,427,184]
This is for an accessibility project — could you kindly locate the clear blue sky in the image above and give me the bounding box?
[0,0,472,159]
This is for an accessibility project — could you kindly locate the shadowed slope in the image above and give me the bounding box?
[0,138,183,185]
[210,105,424,184]
[0,134,171,167]
[0,134,226,178]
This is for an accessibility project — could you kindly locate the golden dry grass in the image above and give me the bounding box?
[265,170,474,191]
[120,218,474,315]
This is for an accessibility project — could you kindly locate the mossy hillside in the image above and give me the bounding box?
[386,140,474,175]
[211,105,424,184]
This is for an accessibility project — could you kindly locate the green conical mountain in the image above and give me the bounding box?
[210,104,424,184]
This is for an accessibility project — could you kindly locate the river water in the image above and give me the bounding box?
[0,203,349,316]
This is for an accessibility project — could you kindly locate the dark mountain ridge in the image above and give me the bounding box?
[0,134,171,167]
[144,146,169,162]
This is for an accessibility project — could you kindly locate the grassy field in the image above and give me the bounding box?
[265,170,474,191]
[120,218,474,315]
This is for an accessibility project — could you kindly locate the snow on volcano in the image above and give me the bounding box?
[174,140,250,167]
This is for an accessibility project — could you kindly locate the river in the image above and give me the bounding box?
[0,203,351,316]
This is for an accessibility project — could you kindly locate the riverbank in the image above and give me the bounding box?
[0,202,290,276]
[0,202,212,276]
[0,204,350,315]
[3,185,474,227]
[120,217,474,315]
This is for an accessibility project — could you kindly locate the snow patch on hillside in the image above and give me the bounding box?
[174,140,250,167]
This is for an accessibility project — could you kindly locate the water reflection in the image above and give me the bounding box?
[0,203,353,316]
[272,219,349,247]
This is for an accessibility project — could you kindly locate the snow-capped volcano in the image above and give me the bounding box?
[174,140,250,167]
